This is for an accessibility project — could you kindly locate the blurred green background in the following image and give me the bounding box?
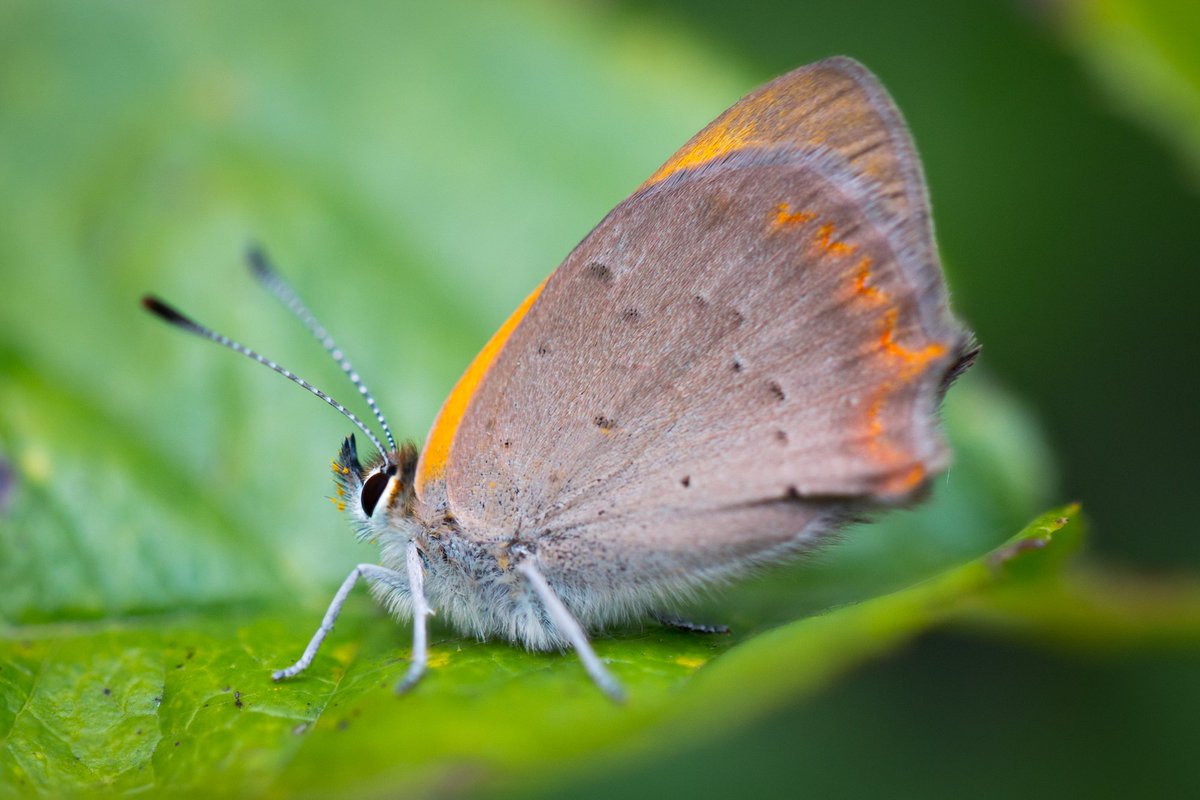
[2,0,1199,797]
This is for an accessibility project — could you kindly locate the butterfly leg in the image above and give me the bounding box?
[394,539,435,694]
[652,613,731,635]
[272,563,404,681]
[516,560,626,703]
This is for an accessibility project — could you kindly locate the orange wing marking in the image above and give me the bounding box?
[643,90,779,187]
[775,208,930,491]
[814,223,858,257]
[853,256,886,302]
[878,308,947,369]
[416,279,548,493]
[857,284,947,495]
[773,202,816,227]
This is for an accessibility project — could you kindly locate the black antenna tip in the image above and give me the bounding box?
[246,242,273,280]
[142,295,196,328]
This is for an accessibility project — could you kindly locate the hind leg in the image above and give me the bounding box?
[652,612,730,635]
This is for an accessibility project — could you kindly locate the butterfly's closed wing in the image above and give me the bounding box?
[415,58,971,595]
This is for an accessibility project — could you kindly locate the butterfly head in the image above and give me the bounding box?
[332,434,418,530]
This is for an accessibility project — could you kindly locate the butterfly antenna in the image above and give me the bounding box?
[141,295,390,461]
[246,244,398,454]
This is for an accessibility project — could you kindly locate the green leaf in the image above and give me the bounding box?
[1060,0,1200,182]
[0,2,1074,797]
[0,508,1083,798]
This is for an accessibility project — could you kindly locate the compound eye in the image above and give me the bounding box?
[360,471,389,517]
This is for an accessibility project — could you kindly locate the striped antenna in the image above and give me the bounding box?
[246,245,398,454]
[142,296,390,460]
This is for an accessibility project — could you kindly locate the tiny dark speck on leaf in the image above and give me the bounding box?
[988,537,1049,568]
[175,663,183,669]
[234,691,243,709]
[174,741,180,747]
[136,729,142,736]
[337,719,349,731]
[102,687,111,696]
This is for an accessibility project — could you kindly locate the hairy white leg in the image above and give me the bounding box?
[272,563,403,681]
[516,560,626,703]
[394,540,435,694]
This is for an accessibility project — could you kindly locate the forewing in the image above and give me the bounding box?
[416,59,970,573]
[645,56,936,276]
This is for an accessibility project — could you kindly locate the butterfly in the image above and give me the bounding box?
[144,57,974,701]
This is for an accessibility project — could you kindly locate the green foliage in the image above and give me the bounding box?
[3,1,1200,797]
[1064,0,1200,182]
[0,505,1081,798]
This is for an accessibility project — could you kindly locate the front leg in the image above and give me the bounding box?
[394,540,435,694]
[272,562,404,681]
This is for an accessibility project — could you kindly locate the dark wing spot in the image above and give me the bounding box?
[586,261,614,283]
[502,439,512,449]
[536,343,550,356]
[693,294,708,307]
[784,485,800,500]
[593,415,615,431]
[698,189,735,229]
[774,429,789,444]
[680,475,691,488]
[767,381,786,402]
[731,358,743,373]
[622,308,640,322]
